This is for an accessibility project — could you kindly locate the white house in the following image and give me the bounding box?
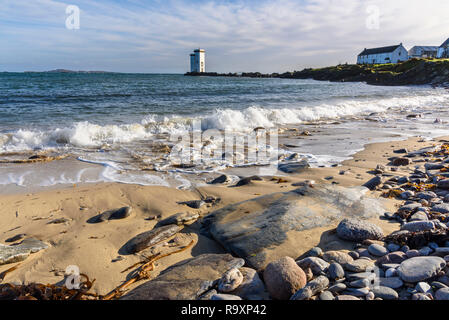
[357,44,408,65]
[408,46,439,59]
[437,38,449,58]
[190,49,206,73]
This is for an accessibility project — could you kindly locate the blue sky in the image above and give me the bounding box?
[1,0,449,73]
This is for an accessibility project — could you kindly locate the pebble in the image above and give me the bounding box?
[385,268,398,278]
[211,294,243,300]
[296,257,330,276]
[433,247,449,257]
[308,247,323,257]
[372,286,399,300]
[349,279,370,288]
[343,287,370,297]
[336,219,384,242]
[322,251,354,265]
[319,291,334,301]
[415,282,432,294]
[344,259,375,273]
[218,268,244,293]
[290,276,329,300]
[406,250,421,259]
[366,292,375,300]
[387,243,401,252]
[378,277,403,289]
[418,247,433,256]
[328,263,345,280]
[368,244,388,257]
[435,287,449,300]
[335,295,360,301]
[398,256,447,283]
[328,283,347,293]
[348,251,360,260]
[376,251,408,266]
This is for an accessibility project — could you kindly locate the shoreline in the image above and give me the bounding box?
[1,134,447,297]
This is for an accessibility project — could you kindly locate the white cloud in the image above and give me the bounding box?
[1,0,449,72]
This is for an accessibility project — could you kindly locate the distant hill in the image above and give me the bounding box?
[24,69,118,74]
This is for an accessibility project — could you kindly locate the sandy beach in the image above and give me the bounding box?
[1,134,445,297]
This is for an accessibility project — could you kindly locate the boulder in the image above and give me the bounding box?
[202,185,387,270]
[121,254,244,300]
[337,219,384,242]
[398,256,446,283]
[263,257,307,300]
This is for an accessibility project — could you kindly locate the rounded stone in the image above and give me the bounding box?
[308,247,323,257]
[319,291,334,301]
[385,268,398,278]
[415,282,432,294]
[263,257,307,300]
[435,287,449,300]
[218,268,244,293]
[328,263,345,280]
[335,295,360,301]
[337,219,384,242]
[344,259,375,273]
[368,244,388,257]
[406,250,421,259]
[328,283,347,293]
[372,286,399,300]
[322,251,354,265]
[211,294,242,300]
[229,267,267,300]
[387,243,400,252]
[398,256,447,283]
[296,257,330,275]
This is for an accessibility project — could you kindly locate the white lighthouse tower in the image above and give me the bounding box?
[190,49,206,73]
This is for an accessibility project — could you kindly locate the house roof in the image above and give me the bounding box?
[408,46,439,55]
[358,44,402,56]
[440,38,449,48]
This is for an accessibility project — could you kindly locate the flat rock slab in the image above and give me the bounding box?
[0,238,48,265]
[123,224,183,254]
[202,185,387,270]
[398,256,446,283]
[121,254,244,300]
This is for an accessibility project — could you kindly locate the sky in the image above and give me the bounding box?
[1,0,449,73]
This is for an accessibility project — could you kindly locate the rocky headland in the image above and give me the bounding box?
[186,58,449,87]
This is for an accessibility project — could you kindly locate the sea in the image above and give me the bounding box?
[1,72,448,191]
